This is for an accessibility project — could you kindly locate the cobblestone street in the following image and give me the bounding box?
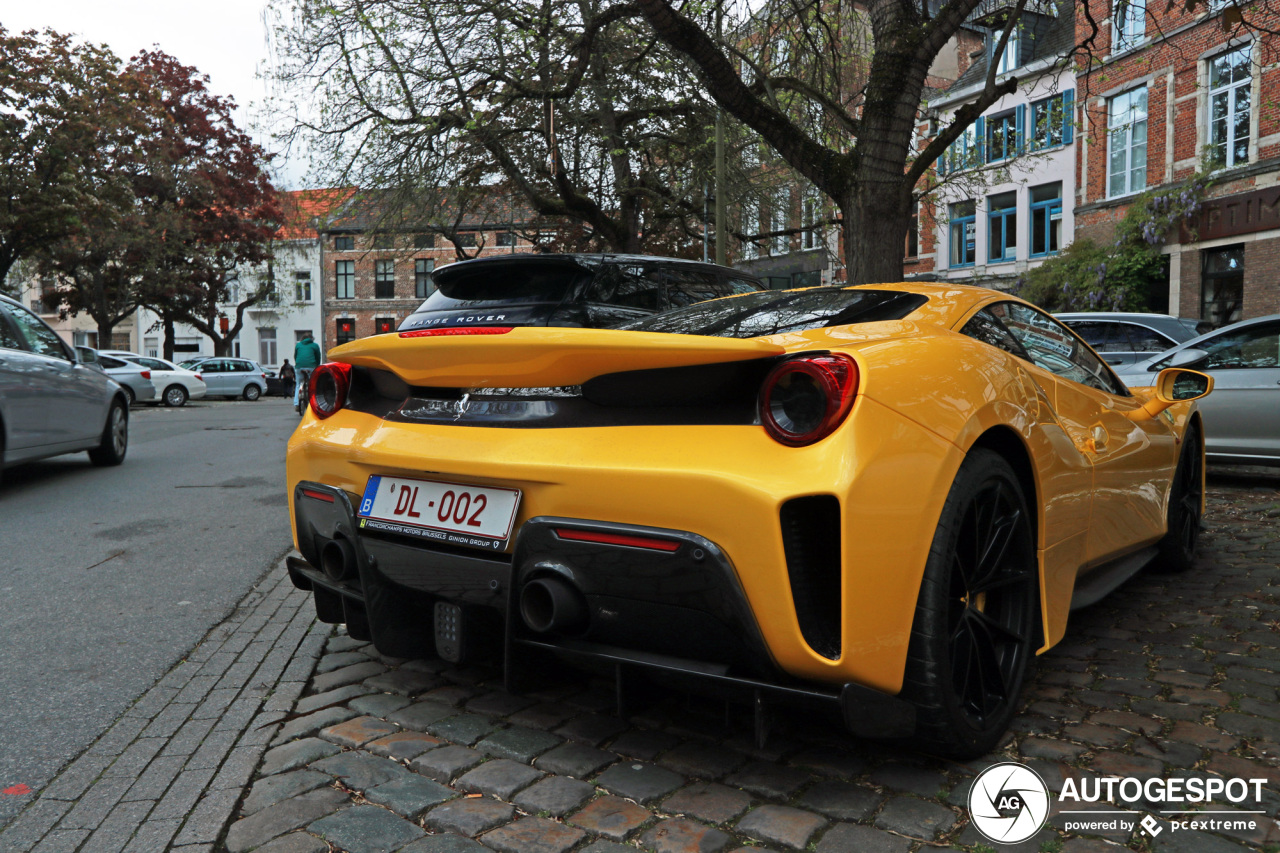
[217,466,1280,853]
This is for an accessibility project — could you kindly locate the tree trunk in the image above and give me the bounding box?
[840,181,911,284]
[96,318,117,351]
[162,314,175,361]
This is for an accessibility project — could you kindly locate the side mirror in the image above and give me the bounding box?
[1125,368,1214,421]
[76,346,99,365]
[1165,348,1208,369]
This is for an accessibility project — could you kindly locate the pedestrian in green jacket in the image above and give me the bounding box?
[293,335,323,406]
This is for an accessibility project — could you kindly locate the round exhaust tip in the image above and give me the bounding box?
[520,577,587,634]
[320,538,356,582]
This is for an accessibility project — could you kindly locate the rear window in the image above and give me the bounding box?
[413,262,588,312]
[619,287,927,338]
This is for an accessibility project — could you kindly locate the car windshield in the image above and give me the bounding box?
[617,287,928,338]
[413,261,588,312]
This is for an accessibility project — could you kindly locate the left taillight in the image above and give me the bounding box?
[759,353,858,446]
[309,362,353,419]
[140,370,151,380]
[194,374,203,381]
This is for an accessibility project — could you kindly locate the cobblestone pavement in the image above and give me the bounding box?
[0,561,325,853]
[220,466,1280,853]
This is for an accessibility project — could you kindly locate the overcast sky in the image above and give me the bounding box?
[4,0,310,188]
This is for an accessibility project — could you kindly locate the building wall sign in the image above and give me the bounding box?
[1182,186,1280,242]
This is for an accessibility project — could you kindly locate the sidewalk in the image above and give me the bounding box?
[0,559,326,853]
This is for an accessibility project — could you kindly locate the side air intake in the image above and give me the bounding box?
[779,496,843,660]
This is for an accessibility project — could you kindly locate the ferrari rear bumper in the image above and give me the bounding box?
[287,480,916,739]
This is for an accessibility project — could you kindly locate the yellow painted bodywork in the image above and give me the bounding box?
[287,283,1201,696]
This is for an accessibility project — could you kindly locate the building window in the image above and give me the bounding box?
[771,189,790,255]
[988,192,1017,263]
[336,318,356,345]
[950,200,977,268]
[457,233,477,248]
[496,231,516,247]
[802,190,823,250]
[144,336,159,358]
[374,317,396,335]
[294,271,312,302]
[1114,0,1145,49]
[1202,246,1244,327]
[335,260,355,299]
[942,122,981,174]
[1208,46,1251,170]
[73,331,98,349]
[375,259,395,298]
[415,259,435,299]
[741,198,760,260]
[1031,91,1074,150]
[906,209,919,258]
[414,233,436,249]
[986,110,1021,163]
[1107,87,1148,198]
[372,234,393,250]
[258,327,277,366]
[995,28,1021,74]
[334,236,354,251]
[1029,183,1063,257]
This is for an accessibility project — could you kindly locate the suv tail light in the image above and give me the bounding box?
[140,370,151,380]
[194,374,203,381]
[759,354,858,446]
[310,362,353,419]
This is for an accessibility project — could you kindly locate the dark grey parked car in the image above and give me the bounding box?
[1056,312,1207,367]
[0,295,130,482]
[398,253,765,333]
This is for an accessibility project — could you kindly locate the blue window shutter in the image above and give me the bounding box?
[1062,90,1075,145]
[975,116,986,163]
[1015,105,1026,154]
[938,143,948,176]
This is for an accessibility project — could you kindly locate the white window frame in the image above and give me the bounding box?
[996,28,1020,74]
[1107,87,1148,198]
[1207,46,1252,170]
[1113,0,1146,50]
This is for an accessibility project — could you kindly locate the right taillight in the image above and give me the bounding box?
[309,362,352,419]
[759,353,858,446]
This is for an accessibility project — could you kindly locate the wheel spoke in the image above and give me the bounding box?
[969,605,1027,645]
[969,612,1009,717]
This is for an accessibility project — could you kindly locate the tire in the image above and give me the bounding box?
[122,385,136,406]
[163,385,188,407]
[1154,426,1202,573]
[243,384,262,401]
[899,449,1037,759]
[88,400,128,466]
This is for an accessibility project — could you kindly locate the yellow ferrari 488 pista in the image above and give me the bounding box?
[286,281,1212,757]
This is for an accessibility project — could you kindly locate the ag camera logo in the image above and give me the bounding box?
[969,762,1051,844]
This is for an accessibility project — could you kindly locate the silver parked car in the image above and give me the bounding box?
[0,295,130,482]
[178,357,268,400]
[1056,312,1207,367]
[92,352,157,405]
[1115,313,1280,465]
[100,351,207,407]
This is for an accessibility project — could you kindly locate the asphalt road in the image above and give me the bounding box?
[0,398,299,828]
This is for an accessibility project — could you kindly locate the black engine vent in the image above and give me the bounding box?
[779,495,842,660]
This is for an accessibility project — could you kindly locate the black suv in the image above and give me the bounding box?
[398,254,765,333]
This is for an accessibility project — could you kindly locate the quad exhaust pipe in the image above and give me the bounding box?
[520,576,588,634]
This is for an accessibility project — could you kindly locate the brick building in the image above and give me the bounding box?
[318,192,541,352]
[1074,0,1280,325]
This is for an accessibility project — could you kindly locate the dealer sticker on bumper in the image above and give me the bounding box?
[357,475,521,551]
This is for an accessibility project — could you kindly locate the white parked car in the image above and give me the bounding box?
[100,351,208,407]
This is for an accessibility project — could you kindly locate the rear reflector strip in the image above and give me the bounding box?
[399,327,515,338]
[301,489,336,503]
[554,528,680,552]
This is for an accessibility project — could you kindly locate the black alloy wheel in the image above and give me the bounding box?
[1155,426,1202,573]
[901,449,1037,758]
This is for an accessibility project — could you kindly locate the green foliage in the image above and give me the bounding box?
[1017,174,1213,313]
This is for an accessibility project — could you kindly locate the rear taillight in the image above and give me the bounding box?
[140,370,151,379]
[399,326,515,338]
[194,374,202,381]
[309,362,353,419]
[759,353,858,446]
